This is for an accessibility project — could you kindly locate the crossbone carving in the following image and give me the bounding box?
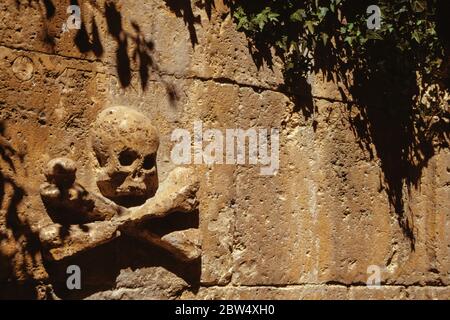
[38,106,201,262]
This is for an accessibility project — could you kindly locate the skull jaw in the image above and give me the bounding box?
[96,174,159,208]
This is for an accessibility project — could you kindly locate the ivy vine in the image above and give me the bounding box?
[231,0,448,121]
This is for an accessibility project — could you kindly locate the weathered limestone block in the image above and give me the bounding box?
[406,286,450,300]
[231,94,450,287]
[193,285,349,300]
[349,286,407,300]
[194,285,450,300]
[180,80,240,285]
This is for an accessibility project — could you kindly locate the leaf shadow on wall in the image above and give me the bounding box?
[17,0,180,105]
[315,1,449,251]
[93,1,180,104]
[163,0,202,47]
[0,121,42,299]
[214,1,449,250]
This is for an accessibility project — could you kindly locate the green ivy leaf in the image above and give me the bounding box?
[268,11,280,22]
[344,36,353,45]
[254,11,268,30]
[305,20,315,34]
[290,9,305,22]
[318,7,329,20]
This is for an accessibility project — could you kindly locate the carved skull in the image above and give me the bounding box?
[91,106,159,207]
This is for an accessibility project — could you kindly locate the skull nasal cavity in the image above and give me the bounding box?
[119,149,139,166]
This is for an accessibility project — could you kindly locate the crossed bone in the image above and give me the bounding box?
[39,164,201,262]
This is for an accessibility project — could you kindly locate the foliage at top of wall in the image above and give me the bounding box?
[231,0,448,120]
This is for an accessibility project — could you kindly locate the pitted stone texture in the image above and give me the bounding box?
[0,0,284,89]
[0,0,109,61]
[406,287,450,300]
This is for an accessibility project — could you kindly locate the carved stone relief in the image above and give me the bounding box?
[34,106,201,298]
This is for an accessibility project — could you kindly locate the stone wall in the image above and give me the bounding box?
[0,0,448,299]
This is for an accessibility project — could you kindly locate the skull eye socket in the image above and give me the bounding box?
[143,154,156,170]
[119,149,139,166]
